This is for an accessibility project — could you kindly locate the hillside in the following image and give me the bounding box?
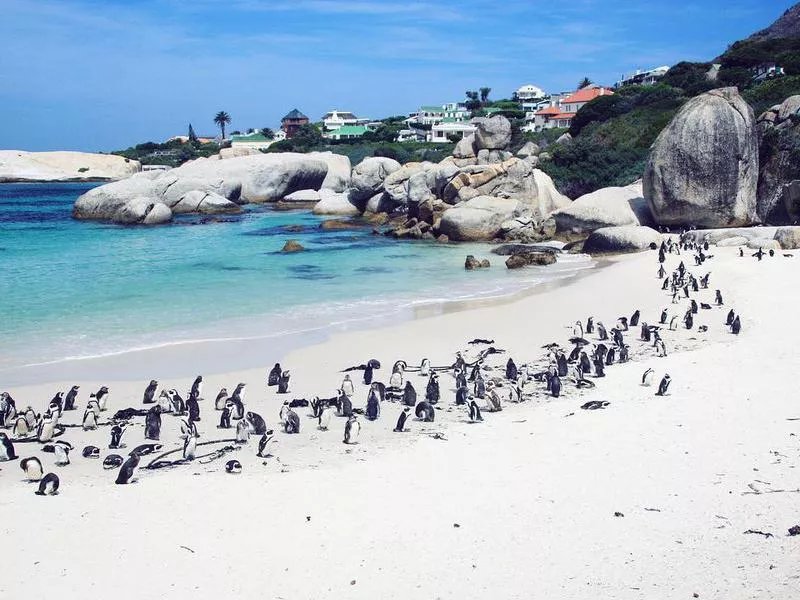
[746,2,800,43]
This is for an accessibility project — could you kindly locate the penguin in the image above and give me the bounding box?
[0,392,16,426]
[392,360,408,375]
[225,460,242,474]
[187,393,200,423]
[731,315,741,335]
[617,317,629,332]
[455,369,467,391]
[453,352,466,375]
[0,432,17,461]
[402,381,417,407]
[257,431,275,458]
[182,432,198,460]
[82,446,100,459]
[230,385,245,419]
[92,386,110,412]
[190,376,203,400]
[20,456,43,481]
[389,370,404,389]
[37,412,57,443]
[341,375,355,398]
[393,407,411,432]
[115,453,140,485]
[468,400,483,422]
[214,388,229,411]
[343,415,360,444]
[130,443,162,456]
[168,389,186,415]
[35,473,60,496]
[268,363,282,387]
[49,392,64,417]
[415,401,435,422]
[473,374,486,399]
[655,374,672,397]
[82,407,98,431]
[277,371,291,394]
[12,415,29,439]
[24,406,38,429]
[606,347,616,366]
[318,405,335,430]
[283,408,300,434]
[246,411,267,435]
[339,392,353,417]
[85,397,101,419]
[506,359,518,381]
[157,389,173,414]
[573,320,584,337]
[235,419,250,443]
[107,423,126,450]
[455,386,469,406]
[669,316,679,331]
[143,380,158,404]
[551,375,562,398]
[63,385,80,411]
[487,386,503,412]
[420,358,431,377]
[468,362,482,382]
[579,352,592,375]
[655,340,667,357]
[690,299,698,314]
[42,440,72,466]
[593,358,605,378]
[556,352,568,377]
[726,309,736,327]
[684,312,693,330]
[425,373,440,404]
[619,345,630,363]
[630,310,640,327]
[597,322,608,341]
[363,364,374,385]
[145,405,162,440]
[715,290,723,306]
[103,454,124,470]
[366,390,380,421]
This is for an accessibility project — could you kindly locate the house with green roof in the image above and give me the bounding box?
[230,131,275,150]
[325,125,371,141]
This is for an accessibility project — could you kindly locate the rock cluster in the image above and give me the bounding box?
[0,150,141,183]
[756,95,800,224]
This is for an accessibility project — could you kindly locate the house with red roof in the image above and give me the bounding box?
[532,85,614,131]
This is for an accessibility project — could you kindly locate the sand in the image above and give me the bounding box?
[2,246,798,599]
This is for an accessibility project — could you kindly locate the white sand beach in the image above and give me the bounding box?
[2,246,798,600]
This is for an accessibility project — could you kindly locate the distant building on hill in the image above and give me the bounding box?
[515,84,546,101]
[410,103,469,127]
[615,66,669,88]
[322,110,368,131]
[430,120,477,143]
[281,109,310,138]
[166,134,216,144]
[325,125,372,141]
[530,85,614,131]
[230,131,274,150]
[752,62,785,83]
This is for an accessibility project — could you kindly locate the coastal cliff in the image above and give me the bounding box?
[0,150,140,183]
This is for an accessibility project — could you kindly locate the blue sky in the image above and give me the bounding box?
[0,0,794,151]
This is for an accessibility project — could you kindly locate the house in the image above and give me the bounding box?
[443,102,470,121]
[752,63,785,83]
[322,110,362,132]
[530,86,614,130]
[230,131,274,150]
[325,125,371,141]
[416,105,446,126]
[615,66,669,88]
[396,128,427,143]
[515,84,546,101]
[430,120,477,143]
[281,109,310,138]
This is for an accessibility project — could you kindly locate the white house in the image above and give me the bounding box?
[430,120,477,143]
[515,84,546,101]
[615,66,670,88]
[230,131,275,150]
[322,110,363,131]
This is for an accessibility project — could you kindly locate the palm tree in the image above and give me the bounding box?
[214,111,231,139]
[578,77,592,90]
[479,87,492,104]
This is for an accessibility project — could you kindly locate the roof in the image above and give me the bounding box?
[420,105,445,112]
[329,125,369,136]
[484,107,503,114]
[516,84,545,96]
[562,86,614,104]
[282,108,309,121]
[535,106,562,116]
[323,111,358,120]
[230,133,270,142]
[552,112,577,120]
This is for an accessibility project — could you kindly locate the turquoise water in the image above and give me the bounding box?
[0,183,594,376]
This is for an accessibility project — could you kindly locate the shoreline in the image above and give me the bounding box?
[0,253,598,386]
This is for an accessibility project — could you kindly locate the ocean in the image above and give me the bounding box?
[0,183,594,383]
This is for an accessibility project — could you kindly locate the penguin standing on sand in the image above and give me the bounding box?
[455,386,469,406]
[143,380,158,404]
[187,393,201,423]
[109,423,127,449]
[246,411,267,435]
[366,389,380,421]
[556,352,568,377]
[339,392,353,417]
[37,413,57,443]
[0,432,17,461]
[454,369,467,391]
[115,453,140,485]
[363,364,374,385]
[731,316,741,335]
[145,406,162,440]
[48,392,64,417]
[402,381,417,407]
[230,385,246,419]
[655,374,672,396]
[630,310,640,327]
[35,473,60,496]
[20,456,43,481]
[214,388,229,411]
[715,290,723,306]
[726,309,735,327]
[190,376,203,400]
[283,408,300,434]
[579,352,592,375]
[473,374,486,399]
[268,364,282,387]
[82,406,98,431]
[341,375,355,398]
[0,392,16,426]
[393,407,411,432]
[318,405,335,430]
[550,375,562,398]
[257,431,275,458]
[92,386,110,412]
[415,401,435,422]
[182,428,199,460]
[278,371,291,394]
[506,359,518,381]
[420,358,431,377]
[64,386,80,411]
[13,415,29,439]
[426,373,440,404]
[468,400,483,422]
[235,419,250,443]
[343,415,361,444]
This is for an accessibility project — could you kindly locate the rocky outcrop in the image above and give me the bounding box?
[312,190,360,216]
[774,226,800,249]
[464,255,490,270]
[583,226,662,254]
[453,135,478,159]
[756,96,800,224]
[383,163,436,207]
[505,251,557,269]
[281,240,305,253]
[171,190,242,214]
[0,150,140,183]
[313,152,351,192]
[552,182,653,234]
[278,189,321,209]
[474,116,512,150]
[644,87,759,228]
[348,157,402,206]
[438,196,524,241]
[516,142,540,158]
[112,197,173,225]
[680,226,780,246]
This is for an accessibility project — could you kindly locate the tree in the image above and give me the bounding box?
[213,111,231,139]
[261,128,275,139]
[578,77,593,89]
[479,87,492,103]
[188,123,198,143]
[465,90,481,112]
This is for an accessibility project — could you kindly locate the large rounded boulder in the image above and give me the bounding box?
[348,157,402,205]
[644,87,759,228]
[473,116,512,150]
[553,182,653,234]
[438,196,524,241]
[583,226,662,254]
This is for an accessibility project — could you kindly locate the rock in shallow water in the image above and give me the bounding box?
[505,252,557,269]
[281,240,305,253]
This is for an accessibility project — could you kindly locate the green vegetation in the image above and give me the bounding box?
[78,167,89,173]
[112,139,220,168]
[213,111,231,139]
[743,74,800,115]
